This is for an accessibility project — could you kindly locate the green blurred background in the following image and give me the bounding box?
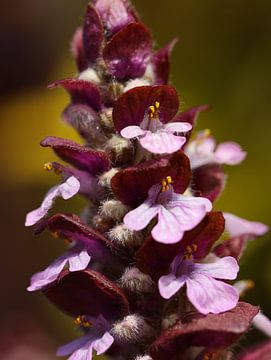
[0,0,270,358]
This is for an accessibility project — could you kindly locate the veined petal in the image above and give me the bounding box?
[124,202,160,231]
[27,249,90,292]
[224,212,269,237]
[158,273,186,299]
[215,141,247,165]
[25,176,80,226]
[68,249,91,272]
[186,273,239,314]
[164,122,192,133]
[67,345,93,360]
[166,194,212,232]
[57,335,91,356]
[152,207,185,244]
[194,256,239,280]
[120,125,146,139]
[140,131,186,154]
[93,332,114,355]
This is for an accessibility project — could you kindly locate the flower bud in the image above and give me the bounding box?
[108,224,143,248]
[135,356,153,360]
[112,314,153,342]
[98,168,119,191]
[99,107,114,131]
[78,68,101,84]
[99,200,130,222]
[105,134,134,164]
[119,267,154,294]
[124,78,151,92]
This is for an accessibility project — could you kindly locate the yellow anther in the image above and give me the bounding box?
[184,244,197,260]
[149,101,160,119]
[51,231,61,238]
[203,129,211,137]
[44,162,53,171]
[196,129,211,145]
[64,238,72,245]
[203,352,216,360]
[155,101,160,109]
[161,176,172,192]
[74,316,92,328]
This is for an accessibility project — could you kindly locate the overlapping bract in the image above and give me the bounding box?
[25,1,269,359]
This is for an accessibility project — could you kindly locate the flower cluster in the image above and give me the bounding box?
[26,1,270,359]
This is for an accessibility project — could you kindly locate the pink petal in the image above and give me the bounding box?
[186,273,239,314]
[68,346,93,360]
[196,134,216,154]
[224,212,269,237]
[140,131,186,154]
[158,273,186,299]
[124,203,160,231]
[253,312,271,337]
[164,122,192,133]
[57,335,91,356]
[93,332,114,355]
[152,207,186,244]
[68,250,91,272]
[25,176,80,226]
[215,141,247,165]
[194,256,239,280]
[27,249,90,292]
[120,125,146,139]
[165,194,212,233]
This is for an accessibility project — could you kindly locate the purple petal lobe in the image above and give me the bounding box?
[120,125,146,139]
[186,274,239,314]
[113,85,179,132]
[27,249,90,292]
[158,273,186,299]
[224,212,269,237]
[124,203,160,231]
[193,256,239,280]
[25,176,80,226]
[103,23,152,80]
[41,136,111,175]
[57,334,91,357]
[83,4,103,63]
[151,38,179,85]
[93,332,114,355]
[94,0,137,35]
[215,141,247,165]
[139,131,186,154]
[164,122,192,133]
[49,78,102,111]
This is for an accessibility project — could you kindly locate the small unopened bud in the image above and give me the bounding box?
[99,200,130,222]
[161,313,179,330]
[112,314,153,342]
[78,68,101,84]
[108,81,124,100]
[119,267,154,294]
[98,168,119,191]
[92,214,114,233]
[135,356,153,360]
[105,135,134,164]
[99,108,114,131]
[124,78,151,92]
[108,224,143,248]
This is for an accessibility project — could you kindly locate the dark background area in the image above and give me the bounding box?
[0,0,270,358]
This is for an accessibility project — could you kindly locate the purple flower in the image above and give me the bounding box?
[124,176,212,244]
[57,314,114,360]
[185,130,247,169]
[25,176,80,227]
[224,212,269,238]
[27,249,91,292]
[159,253,239,314]
[121,101,192,154]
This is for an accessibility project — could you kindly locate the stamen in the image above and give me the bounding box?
[43,162,53,171]
[74,315,92,328]
[51,231,61,238]
[203,352,216,360]
[148,101,160,119]
[196,129,211,144]
[184,244,198,260]
[161,176,172,192]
